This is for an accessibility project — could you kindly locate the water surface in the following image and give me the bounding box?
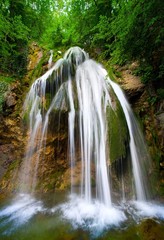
[0,192,163,240]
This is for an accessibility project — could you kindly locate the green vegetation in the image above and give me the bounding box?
[28,52,49,81]
[1,0,163,88]
[0,0,54,77]
[107,98,129,163]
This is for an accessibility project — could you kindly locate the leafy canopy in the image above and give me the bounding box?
[0,0,163,86]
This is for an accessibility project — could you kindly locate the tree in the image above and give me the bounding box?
[0,1,29,75]
[0,0,54,76]
[110,0,164,84]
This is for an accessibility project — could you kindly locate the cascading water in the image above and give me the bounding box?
[75,60,112,206]
[1,46,164,238]
[108,79,151,201]
[20,47,89,193]
[21,46,150,202]
[48,50,53,69]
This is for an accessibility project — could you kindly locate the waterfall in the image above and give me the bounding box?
[21,46,151,205]
[48,50,53,69]
[108,80,151,201]
[76,60,112,206]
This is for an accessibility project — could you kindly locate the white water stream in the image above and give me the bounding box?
[48,50,53,69]
[108,79,151,201]
[76,60,112,206]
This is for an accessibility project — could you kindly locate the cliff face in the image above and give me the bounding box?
[0,44,70,194]
[0,47,163,197]
[0,117,24,190]
[0,43,44,194]
[0,79,26,194]
[115,64,164,197]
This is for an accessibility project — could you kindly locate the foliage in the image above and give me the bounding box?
[157,88,164,100]
[0,0,54,76]
[40,0,113,48]
[109,0,164,85]
[41,0,163,87]
[91,15,112,57]
[0,0,163,86]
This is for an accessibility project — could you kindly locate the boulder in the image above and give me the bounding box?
[119,69,145,101]
[5,92,17,107]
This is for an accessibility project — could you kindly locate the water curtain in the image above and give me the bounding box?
[21,47,151,205]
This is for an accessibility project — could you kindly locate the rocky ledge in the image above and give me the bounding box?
[114,63,164,197]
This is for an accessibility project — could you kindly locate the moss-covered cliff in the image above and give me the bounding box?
[0,45,163,199]
[111,63,164,198]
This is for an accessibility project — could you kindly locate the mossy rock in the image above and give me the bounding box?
[0,79,10,113]
[138,219,164,240]
[107,90,129,164]
[29,52,49,82]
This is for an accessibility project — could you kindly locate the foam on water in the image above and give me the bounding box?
[132,201,164,219]
[60,194,126,234]
[0,194,164,236]
[0,194,44,234]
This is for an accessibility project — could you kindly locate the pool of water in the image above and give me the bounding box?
[0,193,163,240]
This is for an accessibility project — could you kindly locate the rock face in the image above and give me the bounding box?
[0,43,45,194]
[0,115,26,194]
[0,50,163,197]
[0,81,24,195]
[138,219,164,240]
[27,42,43,72]
[3,81,21,113]
[115,65,145,102]
[17,112,70,193]
[116,63,164,197]
[0,44,70,194]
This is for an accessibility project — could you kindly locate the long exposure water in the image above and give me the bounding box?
[0,192,164,239]
[0,47,163,239]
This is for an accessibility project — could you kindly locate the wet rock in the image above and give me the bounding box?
[0,114,26,194]
[0,43,52,194]
[156,113,164,127]
[113,62,164,198]
[5,92,17,107]
[2,81,22,116]
[138,219,164,240]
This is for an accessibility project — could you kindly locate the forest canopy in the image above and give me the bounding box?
[0,0,163,87]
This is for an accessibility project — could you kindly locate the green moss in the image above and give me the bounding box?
[37,170,64,192]
[138,219,164,240]
[28,51,49,82]
[29,48,64,84]
[108,65,122,80]
[8,159,21,171]
[0,75,15,83]
[22,110,29,124]
[0,159,21,192]
[107,93,129,163]
[98,225,140,240]
[3,159,21,181]
[52,51,62,62]
[45,93,51,110]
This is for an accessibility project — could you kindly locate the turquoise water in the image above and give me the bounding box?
[0,193,163,240]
